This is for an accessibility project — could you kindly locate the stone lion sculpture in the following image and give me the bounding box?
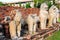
[48,5,59,27]
[26,3,48,35]
[9,3,49,40]
[39,3,48,29]
[9,9,22,40]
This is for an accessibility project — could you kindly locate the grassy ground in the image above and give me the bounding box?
[45,31,60,40]
[58,18,60,22]
[45,18,60,40]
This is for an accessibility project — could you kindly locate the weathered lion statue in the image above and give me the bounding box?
[39,3,48,29]
[48,5,59,27]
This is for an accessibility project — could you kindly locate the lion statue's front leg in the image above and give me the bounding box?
[9,21,17,39]
[39,11,48,29]
[27,16,34,35]
[48,14,54,27]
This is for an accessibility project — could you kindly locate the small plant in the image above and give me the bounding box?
[25,2,31,8]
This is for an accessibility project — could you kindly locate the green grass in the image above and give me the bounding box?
[45,31,60,40]
[58,18,60,22]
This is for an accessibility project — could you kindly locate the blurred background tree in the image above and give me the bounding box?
[25,2,31,8]
[0,2,4,6]
[33,0,45,8]
[33,0,53,8]
[0,0,60,9]
[33,0,60,9]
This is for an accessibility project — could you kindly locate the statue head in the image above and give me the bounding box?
[40,3,48,11]
[49,5,59,14]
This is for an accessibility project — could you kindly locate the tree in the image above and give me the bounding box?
[33,0,45,8]
[25,2,31,8]
[0,2,4,6]
[33,0,53,8]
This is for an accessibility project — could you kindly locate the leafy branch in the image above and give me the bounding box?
[0,2,4,6]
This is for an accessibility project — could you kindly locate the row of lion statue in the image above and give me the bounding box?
[0,3,59,40]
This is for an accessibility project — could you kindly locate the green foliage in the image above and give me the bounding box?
[36,3,41,8]
[34,3,38,8]
[58,18,60,22]
[0,2,4,6]
[33,0,38,4]
[33,0,45,4]
[33,0,37,8]
[33,0,53,8]
[55,4,60,9]
[25,2,31,8]
[38,0,45,4]
[18,2,21,7]
[33,0,45,8]
[53,0,55,5]
[47,1,53,9]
